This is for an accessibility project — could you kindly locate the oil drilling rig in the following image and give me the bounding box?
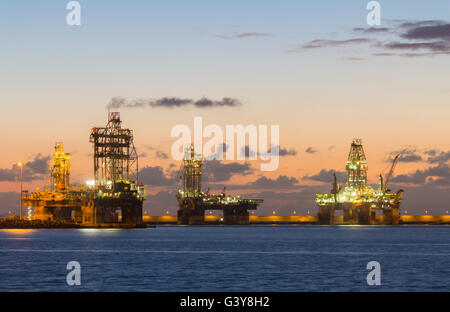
[176,145,263,225]
[84,112,144,225]
[24,142,85,222]
[23,112,144,227]
[316,139,403,225]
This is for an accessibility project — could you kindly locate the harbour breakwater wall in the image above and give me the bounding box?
[143,215,450,225]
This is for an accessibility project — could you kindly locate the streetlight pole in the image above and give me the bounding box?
[18,163,23,220]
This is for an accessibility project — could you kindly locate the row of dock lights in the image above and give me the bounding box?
[269,210,311,216]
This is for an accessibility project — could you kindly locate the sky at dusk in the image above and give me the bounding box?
[1,1,449,216]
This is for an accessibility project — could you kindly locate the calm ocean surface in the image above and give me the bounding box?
[0,225,449,292]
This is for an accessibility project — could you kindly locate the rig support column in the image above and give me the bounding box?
[177,205,205,225]
[318,206,335,225]
[383,208,400,225]
[223,208,250,225]
[357,204,375,225]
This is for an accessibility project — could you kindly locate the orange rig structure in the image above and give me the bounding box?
[22,112,145,227]
[316,139,404,225]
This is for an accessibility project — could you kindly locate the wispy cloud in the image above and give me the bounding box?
[353,27,391,34]
[305,147,317,154]
[156,151,169,160]
[214,32,272,40]
[294,20,450,58]
[107,96,242,109]
[291,38,374,52]
[145,146,170,160]
[343,56,365,61]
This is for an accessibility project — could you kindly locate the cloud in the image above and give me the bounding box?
[297,20,450,58]
[389,148,423,163]
[215,32,272,39]
[145,146,171,160]
[343,57,365,61]
[240,145,257,158]
[205,143,228,160]
[258,145,297,157]
[398,20,445,29]
[25,154,50,175]
[235,145,297,159]
[107,96,242,109]
[156,151,169,159]
[305,147,317,154]
[203,160,253,182]
[302,169,346,183]
[387,148,450,164]
[192,97,241,108]
[392,163,450,186]
[250,175,299,188]
[368,20,450,56]
[424,149,438,156]
[265,145,297,157]
[373,52,438,58]
[279,147,297,156]
[383,41,450,53]
[139,166,177,186]
[427,151,450,164]
[398,154,423,163]
[0,168,16,182]
[150,97,193,108]
[0,154,50,182]
[400,21,450,40]
[353,27,390,34]
[294,38,373,51]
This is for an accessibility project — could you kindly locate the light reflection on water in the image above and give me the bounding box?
[0,229,36,235]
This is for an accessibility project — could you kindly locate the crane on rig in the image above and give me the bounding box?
[379,154,400,195]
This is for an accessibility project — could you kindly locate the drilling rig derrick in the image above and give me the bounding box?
[90,112,139,187]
